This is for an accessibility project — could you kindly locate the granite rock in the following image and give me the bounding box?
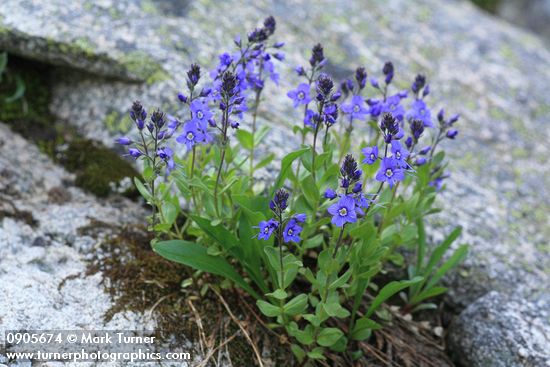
[448,291,550,367]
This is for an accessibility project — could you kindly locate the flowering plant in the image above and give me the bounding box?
[118,16,467,362]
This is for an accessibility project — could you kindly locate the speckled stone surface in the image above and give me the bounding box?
[0,123,196,366]
[1,0,550,365]
[448,291,550,367]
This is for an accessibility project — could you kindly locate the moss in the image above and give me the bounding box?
[140,0,159,15]
[103,110,133,134]
[58,138,139,198]
[120,51,168,84]
[71,222,291,364]
[1,54,138,198]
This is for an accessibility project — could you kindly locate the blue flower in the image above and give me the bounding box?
[390,140,409,168]
[176,121,205,150]
[406,99,433,127]
[324,188,337,199]
[116,137,132,145]
[446,129,458,139]
[128,148,142,158]
[294,213,307,223]
[256,219,279,240]
[189,99,213,126]
[157,146,175,173]
[354,193,371,216]
[304,109,317,127]
[283,219,303,243]
[342,95,369,121]
[287,83,311,108]
[362,146,379,165]
[380,94,406,121]
[376,158,405,188]
[328,195,357,227]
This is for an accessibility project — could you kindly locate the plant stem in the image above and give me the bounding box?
[214,107,229,217]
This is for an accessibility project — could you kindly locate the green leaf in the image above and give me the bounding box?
[134,177,152,202]
[161,202,177,226]
[284,294,308,316]
[302,233,324,249]
[307,347,326,360]
[290,344,306,363]
[351,317,382,341]
[366,277,423,317]
[301,174,320,209]
[142,166,155,181]
[254,125,271,145]
[410,286,448,305]
[317,328,344,347]
[236,129,254,150]
[266,289,288,300]
[5,74,25,103]
[426,245,468,289]
[257,300,281,317]
[272,147,309,193]
[264,246,282,271]
[254,153,275,170]
[190,215,239,254]
[153,240,260,299]
[424,226,462,276]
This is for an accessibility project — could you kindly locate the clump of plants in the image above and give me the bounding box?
[117,16,467,364]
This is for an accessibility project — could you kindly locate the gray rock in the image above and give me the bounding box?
[448,291,550,367]
[0,0,171,81]
[494,0,550,43]
[0,122,145,330]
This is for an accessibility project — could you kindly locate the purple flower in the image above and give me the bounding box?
[390,140,409,168]
[376,158,405,188]
[283,219,303,243]
[304,109,317,127]
[116,137,132,145]
[418,146,431,155]
[380,94,406,121]
[270,189,290,213]
[176,121,205,150]
[355,67,367,90]
[406,99,433,127]
[287,83,311,108]
[354,193,371,216]
[190,99,213,125]
[415,157,427,166]
[328,195,357,227]
[157,146,175,173]
[362,146,379,165]
[446,129,458,139]
[128,148,142,158]
[324,188,337,199]
[294,213,307,223]
[342,95,369,121]
[257,219,279,240]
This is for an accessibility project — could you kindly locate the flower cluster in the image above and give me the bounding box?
[116,101,178,174]
[256,189,306,243]
[325,155,370,227]
[210,16,284,103]
[288,44,343,130]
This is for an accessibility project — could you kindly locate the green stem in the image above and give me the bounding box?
[213,107,229,217]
